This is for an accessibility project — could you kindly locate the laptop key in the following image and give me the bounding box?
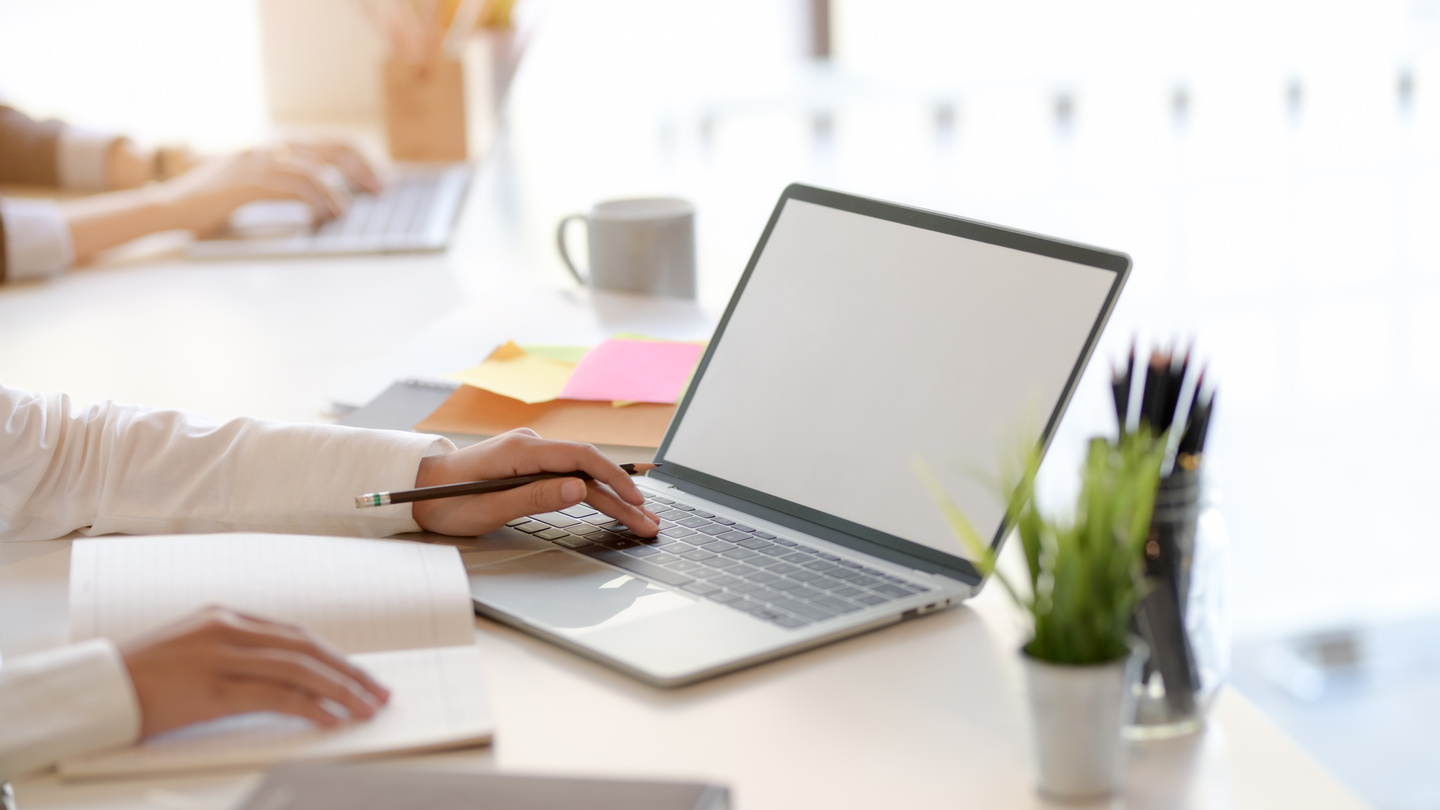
[731,524,756,532]
[625,545,665,558]
[834,586,865,598]
[696,524,730,536]
[814,595,862,614]
[789,586,825,600]
[774,616,809,629]
[855,594,889,606]
[534,528,572,541]
[511,521,548,533]
[754,546,789,557]
[769,563,802,575]
[680,549,718,561]
[712,517,736,525]
[774,599,835,621]
[678,516,710,529]
[754,531,777,539]
[718,530,752,543]
[719,548,758,560]
[652,497,675,505]
[659,526,697,538]
[668,503,695,511]
[578,548,692,587]
[505,518,529,527]
[682,582,721,596]
[559,505,599,519]
[815,577,853,591]
[737,537,771,550]
[873,583,914,598]
[693,510,715,518]
[532,512,582,528]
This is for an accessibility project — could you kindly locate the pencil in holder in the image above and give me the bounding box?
[1127,456,1230,739]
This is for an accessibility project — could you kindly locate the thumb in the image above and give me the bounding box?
[484,477,588,522]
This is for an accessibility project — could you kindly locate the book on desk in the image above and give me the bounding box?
[61,534,494,779]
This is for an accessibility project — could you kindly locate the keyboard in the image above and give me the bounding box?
[189,163,470,258]
[506,494,933,630]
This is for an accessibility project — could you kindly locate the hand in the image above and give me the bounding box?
[154,140,384,236]
[411,429,662,538]
[119,606,389,738]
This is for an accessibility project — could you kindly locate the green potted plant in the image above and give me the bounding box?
[915,429,1165,799]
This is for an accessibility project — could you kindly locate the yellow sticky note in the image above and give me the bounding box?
[445,341,576,404]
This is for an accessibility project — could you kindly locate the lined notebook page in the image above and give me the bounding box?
[69,534,475,653]
[59,646,494,778]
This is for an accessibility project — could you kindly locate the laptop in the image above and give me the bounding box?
[187,163,470,259]
[468,183,1130,687]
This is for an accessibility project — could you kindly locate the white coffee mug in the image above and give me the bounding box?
[556,197,696,299]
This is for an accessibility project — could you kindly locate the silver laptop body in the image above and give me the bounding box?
[467,184,1131,687]
[187,163,470,259]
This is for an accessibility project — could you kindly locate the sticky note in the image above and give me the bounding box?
[445,341,576,404]
[559,339,705,405]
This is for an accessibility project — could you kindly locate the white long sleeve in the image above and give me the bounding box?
[0,199,72,282]
[0,381,454,542]
[0,639,139,781]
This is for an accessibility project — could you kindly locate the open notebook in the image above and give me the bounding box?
[62,534,493,779]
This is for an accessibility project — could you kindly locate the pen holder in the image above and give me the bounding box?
[1126,459,1231,739]
[383,57,468,161]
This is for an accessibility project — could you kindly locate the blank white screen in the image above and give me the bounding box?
[663,199,1118,560]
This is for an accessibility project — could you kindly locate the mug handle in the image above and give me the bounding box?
[556,214,587,285]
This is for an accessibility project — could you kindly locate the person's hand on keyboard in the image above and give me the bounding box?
[410,428,662,539]
[119,606,390,738]
[152,141,383,237]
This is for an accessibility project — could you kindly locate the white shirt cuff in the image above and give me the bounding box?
[56,127,120,190]
[0,639,140,780]
[0,198,73,281]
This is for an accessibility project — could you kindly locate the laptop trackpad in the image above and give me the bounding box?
[468,549,694,631]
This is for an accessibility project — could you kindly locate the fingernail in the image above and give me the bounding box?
[561,479,585,503]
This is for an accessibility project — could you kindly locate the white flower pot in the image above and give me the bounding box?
[1021,649,1143,800]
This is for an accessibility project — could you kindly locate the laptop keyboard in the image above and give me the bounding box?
[506,495,932,630]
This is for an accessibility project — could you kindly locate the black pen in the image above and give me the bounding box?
[356,463,662,508]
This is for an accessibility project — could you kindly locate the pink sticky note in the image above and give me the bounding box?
[560,339,705,404]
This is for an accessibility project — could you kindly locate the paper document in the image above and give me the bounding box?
[63,534,494,778]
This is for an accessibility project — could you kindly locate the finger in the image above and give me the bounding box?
[216,648,381,719]
[578,481,660,536]
[288,142,384,192]
[267,155,349,219]
[508,435,649,508]
[213,615,390,701]
[250,174,344,222]
[214,680,343,728]
[469,476,590,532]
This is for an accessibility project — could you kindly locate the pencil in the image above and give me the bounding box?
[355,462,661,508]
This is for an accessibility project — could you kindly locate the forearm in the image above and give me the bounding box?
[61,185,177,265]
[0,383,451,542]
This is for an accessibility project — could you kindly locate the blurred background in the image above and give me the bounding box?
[2,1,1438,806]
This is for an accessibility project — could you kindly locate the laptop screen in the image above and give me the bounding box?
[656,186,1126,577]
